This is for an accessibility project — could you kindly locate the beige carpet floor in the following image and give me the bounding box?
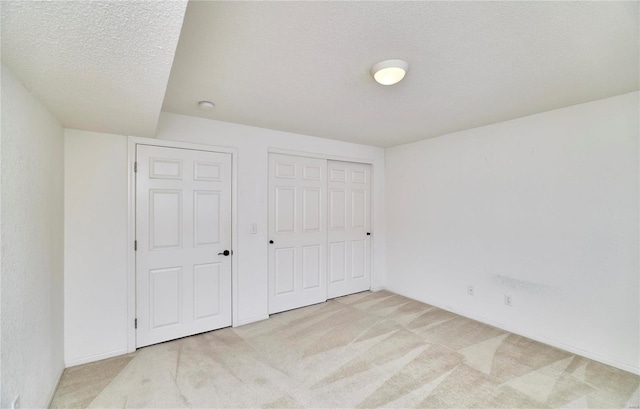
[51,290,640,408]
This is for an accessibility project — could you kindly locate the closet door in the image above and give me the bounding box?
[327,161,372,299]
[268,154,327,314]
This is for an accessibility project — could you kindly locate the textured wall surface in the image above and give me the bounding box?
[0,1,187,137]
[1,65,65,407]
[386,92,640,374]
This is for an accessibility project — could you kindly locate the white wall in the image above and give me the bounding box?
[64,114,385,365]
[64,129,129,366]
[385,91,640,373]
[1,65,65,407]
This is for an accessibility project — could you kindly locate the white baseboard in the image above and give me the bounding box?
[370,286,386,292]
[387,287,640,376]
[65,347,129,368]
[46,365,65,407]
[235,314,269,327]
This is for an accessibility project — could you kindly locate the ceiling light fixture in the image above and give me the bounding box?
[371,59,409,85]
[198,100,215,110]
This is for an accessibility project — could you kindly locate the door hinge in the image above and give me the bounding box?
[134,240,137,251]
[135,318,137,329]
[134,162,137,172]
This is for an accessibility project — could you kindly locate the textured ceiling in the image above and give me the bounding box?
[1,1,187,137]
[163,1,639,147]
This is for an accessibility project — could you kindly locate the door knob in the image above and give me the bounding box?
[269,240,274,244]
[218,250,231,256]
[367,232,371,236]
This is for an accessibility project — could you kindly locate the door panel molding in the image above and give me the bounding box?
[127,136,238,353]
[268,153,327,314]
[327,161,372,299]
[136,144,232,347]
[267,151,374,314]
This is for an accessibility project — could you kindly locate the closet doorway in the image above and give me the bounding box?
[267,153,371,314]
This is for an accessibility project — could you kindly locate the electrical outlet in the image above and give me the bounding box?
[467,285,474,296]
[504,295,512,306]
[11,396,19,409]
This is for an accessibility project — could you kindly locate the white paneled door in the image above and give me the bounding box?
[136,145,232,348]
[327,161,371,299]
[268,154,327,314]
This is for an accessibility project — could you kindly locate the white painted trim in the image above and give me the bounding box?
[126,139,136,353]
[369,286,386,292]
[268,147,376,165]
[388,287,640,376]
[236,314,270,327]
[127,136,240,352]
[65,348,130,368]
[133,136,239,155]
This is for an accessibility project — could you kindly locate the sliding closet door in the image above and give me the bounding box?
[327,161,372,299]
[268,153,327,314]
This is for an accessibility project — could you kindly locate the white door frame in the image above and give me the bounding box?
[127,136,239,353]
[267,147,376,307]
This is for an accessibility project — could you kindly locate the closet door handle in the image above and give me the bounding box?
[269,240,274,244]
[218,250,231,256]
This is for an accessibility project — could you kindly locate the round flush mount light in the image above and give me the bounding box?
[198,100,215,110]
[371,59,409,85]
